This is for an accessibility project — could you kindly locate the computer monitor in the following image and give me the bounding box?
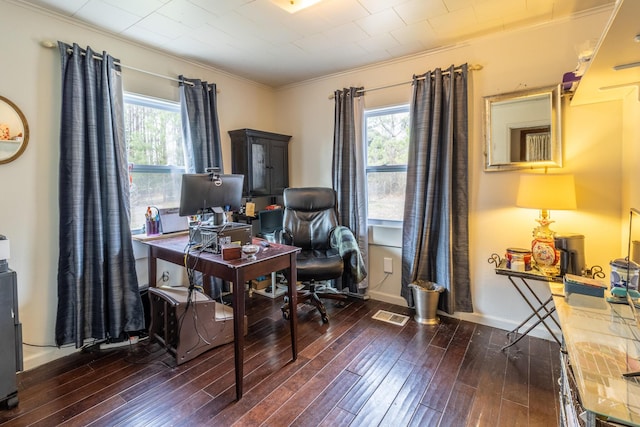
[178,173,244,217]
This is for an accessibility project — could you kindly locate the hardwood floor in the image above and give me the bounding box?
[1,293,560,426]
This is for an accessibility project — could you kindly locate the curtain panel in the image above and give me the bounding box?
[179,76,223,174]
[56,42,144,347]
[332,87,369,292]
[401,65,473,314]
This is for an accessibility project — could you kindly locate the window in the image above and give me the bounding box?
[365,105,410,223]
[125,94,185,230]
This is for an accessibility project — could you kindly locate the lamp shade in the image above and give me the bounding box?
[516,174,577,210]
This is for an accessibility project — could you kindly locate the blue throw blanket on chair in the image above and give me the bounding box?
[330,226,367,289]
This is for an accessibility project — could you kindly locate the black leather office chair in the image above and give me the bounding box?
[280,187,350,323]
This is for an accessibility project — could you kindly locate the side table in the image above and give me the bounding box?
[489,254,563,350]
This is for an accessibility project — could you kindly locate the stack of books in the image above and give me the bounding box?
[563,274,607,297]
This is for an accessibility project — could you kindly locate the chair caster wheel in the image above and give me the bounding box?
[321,315,329,323]
[283,310,290,320]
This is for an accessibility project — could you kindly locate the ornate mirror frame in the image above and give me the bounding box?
[484,85,562,172]
[0,95,29,165]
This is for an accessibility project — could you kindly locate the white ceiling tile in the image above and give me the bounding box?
[312,0,370,26]
[357,0,412,14]
[355,8,406,36]
[323,22,369,44]
[393,0,448,25]
[356,32,400,53]
[293,32,332,52]
[102,0,167,17]
[121,24,175,47]
[428,6,477,32]
[74,1,141,32]
[186,0,253,15]
[135,12,193,39]
[156,1,215,27]
[391,20,438,46]
[473,0,526,22]
[442,0,473,12]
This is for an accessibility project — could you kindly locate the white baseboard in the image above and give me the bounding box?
[22,345,78,372]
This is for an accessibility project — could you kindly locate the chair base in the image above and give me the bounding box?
[281,282,347,323]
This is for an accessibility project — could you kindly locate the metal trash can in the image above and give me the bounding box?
[409,280,444,325]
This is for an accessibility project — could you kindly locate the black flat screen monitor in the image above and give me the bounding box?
[178,173,244,217]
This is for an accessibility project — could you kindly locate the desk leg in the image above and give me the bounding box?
[288,252,298,360]
[232,270,245,400]
[148,249,157,288]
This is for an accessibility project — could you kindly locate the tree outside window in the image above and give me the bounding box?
[125,94,185,231]
[365,105,410,223]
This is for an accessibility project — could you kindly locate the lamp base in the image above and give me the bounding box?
[531,215,560,276]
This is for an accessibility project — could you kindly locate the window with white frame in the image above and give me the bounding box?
[125,93,185,231]
[365,105,410,223]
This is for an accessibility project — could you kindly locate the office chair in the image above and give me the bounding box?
[280,187,351,323]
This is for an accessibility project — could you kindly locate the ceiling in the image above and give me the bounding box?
[20,0,615,88]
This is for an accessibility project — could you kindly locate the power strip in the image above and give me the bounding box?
[99,336,139,350]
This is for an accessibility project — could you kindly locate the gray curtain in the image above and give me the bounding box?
[56,42,144,347]
[179,76,224,296]
[332,87,369,293]
[179,76,223,173]
[401,64,473,314]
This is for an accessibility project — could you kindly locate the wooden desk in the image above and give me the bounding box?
[144,235,300,400]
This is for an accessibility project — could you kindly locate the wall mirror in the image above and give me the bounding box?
[484,84,562,171]
[0,95,29,165]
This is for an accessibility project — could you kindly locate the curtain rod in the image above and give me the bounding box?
[328,63,482,99]
[41,40,196,87]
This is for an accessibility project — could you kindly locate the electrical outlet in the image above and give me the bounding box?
[383,257,393,274]
[161,271,170,282]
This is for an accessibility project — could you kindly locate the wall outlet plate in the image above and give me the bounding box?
[383,257,393,273]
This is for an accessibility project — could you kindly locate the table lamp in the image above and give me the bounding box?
[516,173,577,275]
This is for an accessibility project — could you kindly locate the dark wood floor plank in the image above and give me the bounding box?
[408,403,442,427]
[438,381,476,427]
[528,337,559,427]
[456,323,494,389]
[347,358,415,426]
[290,370,360,427]
[1,295,562,427]
[420,320,476,411]
[257,327,382,426]
[379,344,446,426]
[318,406,356,427]
[503,337,530,406]
[498,398,529,427]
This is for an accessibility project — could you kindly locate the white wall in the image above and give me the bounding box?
[274,10,624,338]
[0,0,278,369]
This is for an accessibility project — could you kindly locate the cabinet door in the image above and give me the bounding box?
[269,140,289,195]
[250,139,270,196]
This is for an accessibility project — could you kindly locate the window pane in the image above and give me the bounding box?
[367,171,406,221]
[366,110,410,167]
[129,171,183,229]
[125,101,184,167]
[124,94,184,230]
